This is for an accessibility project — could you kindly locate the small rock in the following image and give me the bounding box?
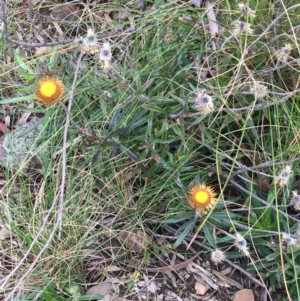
[233,289,254,301]
[195,282,209,295]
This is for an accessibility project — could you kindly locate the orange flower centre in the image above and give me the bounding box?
[195,190,209,204]
[39,81,57,97]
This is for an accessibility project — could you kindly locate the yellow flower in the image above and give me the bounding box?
[36,76,64,105]
[187,183,217,212]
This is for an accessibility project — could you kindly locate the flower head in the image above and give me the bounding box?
[100,42,112,69]
[237,3,256,18]
[78,28,99,54]
[235,233,249,257]
[231,21,253,36]
[192,89,214,114]
[250,81,268,99]
[275,165,293,187]
[291,191,300,211]
[274,44,293,64]
[211,250,226,264]
[36,76,64,105]
[187,183,217,213]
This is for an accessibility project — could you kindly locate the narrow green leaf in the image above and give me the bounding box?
[203,223,217,248]
[16,70,36,82]
[173,218,196,248]
[0,94,36,104]
[78,295,104,300]
[13,50,34,74]
[160,211,195,224]
[142,103,167,114]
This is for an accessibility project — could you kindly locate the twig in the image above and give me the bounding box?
[230,157,300,178]
[168,89,203,120]
[219,88,300,113]
[61,103,99,139]
[170,86,300,119]
[58,52,84,238]
[248,4,300,50]
[227,176,300,223]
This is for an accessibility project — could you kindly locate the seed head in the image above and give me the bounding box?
[78,28,99,54]
[231,21,253,36]
[235,233,249,257]
[282,232,296,246]
[274,44,293,64]
[291,191,300,211]
[100,42,112,69]
[275,165,293,187]
[192,89,214,114]
[211,249,226,264]
[250,81,268,99]
[237,3,256,18]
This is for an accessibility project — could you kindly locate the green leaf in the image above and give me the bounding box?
[16,70,36,82]
[173,218,197,248]
[78,295,104,300]
[160,211,195,224]
[142,103,167,114]
[17,117,45,138]
[203,223,217,248]
[13,50,34,74]
[0,94,36,104]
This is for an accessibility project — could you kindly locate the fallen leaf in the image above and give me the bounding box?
[0,122,8,134]
[205,1,218,38]
[86,281,113,296]
[188,263,219,290]
[190,0,203,8]
[220,266,232,275]
[22,0,41,4]
[213,269,243,289]
[34,46,53,56]
[0,228,10,240]
[118,228,148,253]
[51,4,80,21]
